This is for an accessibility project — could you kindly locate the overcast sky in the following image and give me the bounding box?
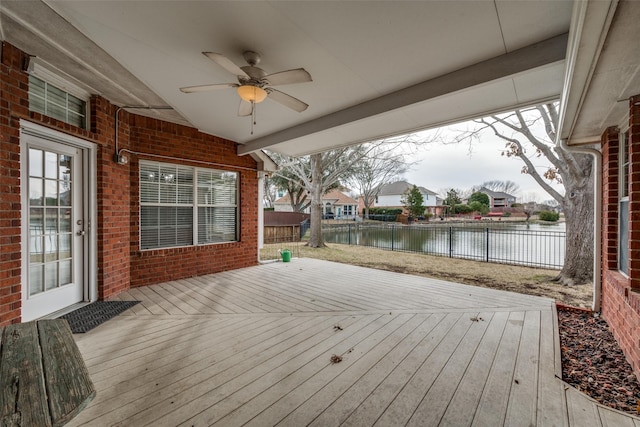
[398,124,564,203]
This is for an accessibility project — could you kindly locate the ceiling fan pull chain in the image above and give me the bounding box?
[251,101,256,135]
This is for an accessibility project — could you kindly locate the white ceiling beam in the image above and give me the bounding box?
[239,33,568,155]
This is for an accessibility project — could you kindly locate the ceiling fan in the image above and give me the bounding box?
[180,51,312,118]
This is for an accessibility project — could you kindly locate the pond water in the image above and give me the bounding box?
[323,221,566,269]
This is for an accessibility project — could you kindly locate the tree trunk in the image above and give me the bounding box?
[307,153,326,248]
[557,179,594,285]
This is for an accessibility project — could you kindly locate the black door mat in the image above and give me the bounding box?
[60,301,140,333]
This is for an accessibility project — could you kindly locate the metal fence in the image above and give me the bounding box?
[260,233,302,261]
[322,223,565,269]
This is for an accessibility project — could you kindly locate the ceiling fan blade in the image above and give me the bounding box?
[180,83,237,93]
[264,68,312,86]
[266,88,309,112]
[202,52,250,79]
[238,100,253,117]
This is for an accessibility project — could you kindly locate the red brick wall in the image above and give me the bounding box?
[601,95,640,379]
[0,42,258,325]
[0,43,29,324]
[126,114,259,288]
[92,98,132,299]
[601,128,619,271]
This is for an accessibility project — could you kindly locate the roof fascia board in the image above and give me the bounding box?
[239,33,568,155]
[249,151,278,172]
[556,0,618,144]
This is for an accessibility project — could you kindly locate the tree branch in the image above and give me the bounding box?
[483,120,564,202]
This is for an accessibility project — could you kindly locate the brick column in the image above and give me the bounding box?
[601,127,619,271]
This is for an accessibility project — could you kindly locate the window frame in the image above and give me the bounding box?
[139,160,239,250]
[28,65,90,130]
[619,128,630,276]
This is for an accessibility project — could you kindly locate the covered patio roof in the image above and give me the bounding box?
[3,2,637,155]
[2,1,575,157]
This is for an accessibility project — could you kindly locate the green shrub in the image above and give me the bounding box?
[468,201,489,215]
[538,210,560,221]
[368,207,403,216]
[454,204,473,214]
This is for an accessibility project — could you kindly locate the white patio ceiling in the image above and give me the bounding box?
[1,1,577,156]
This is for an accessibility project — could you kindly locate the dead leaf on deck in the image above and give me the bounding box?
[330,354,343,364]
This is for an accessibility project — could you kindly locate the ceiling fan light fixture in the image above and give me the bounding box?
[237,85,267,103]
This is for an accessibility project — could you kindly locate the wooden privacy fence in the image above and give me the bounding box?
[264,224,302,243]
[264,211,310,243]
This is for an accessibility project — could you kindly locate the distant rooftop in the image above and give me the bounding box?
[377,180,437,197]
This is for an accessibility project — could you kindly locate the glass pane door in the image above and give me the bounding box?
[28,148,74,296]
[22,133,85,321]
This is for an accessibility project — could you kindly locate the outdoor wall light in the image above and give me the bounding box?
[114,153,129,165]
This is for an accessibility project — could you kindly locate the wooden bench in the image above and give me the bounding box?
[0,319,95,427]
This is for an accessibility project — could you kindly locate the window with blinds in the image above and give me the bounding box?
[140,161,238,249]
[29,75,87,129]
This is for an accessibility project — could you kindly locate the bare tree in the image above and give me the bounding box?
[456,103,593,285]
[268,146,367,247]
[477,179,521,196]
[347,146,408,219]
[262,175,277,208]
[268,156,312,212]
[270,134,429,248]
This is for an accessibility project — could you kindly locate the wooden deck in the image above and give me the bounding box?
[67,259,640,426]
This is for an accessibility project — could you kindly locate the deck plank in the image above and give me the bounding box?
[405,312,494,426]
[304,313,449,427]
[189,313,424,426]
[566,385,602,427]
[296,312,464,427]
[150,281,204,314]
[260,314,426,427]
[537,306,569,427]
[183,277,253,313]
[504,310,542,425]
[370,312,474,426]
[64,259,640,427]
[471,311,525,426]
[599,406,636,427]
[71,315,330,425]
[77,314,377,426]
[436,311,510,426]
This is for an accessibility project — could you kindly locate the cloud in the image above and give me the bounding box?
[401,132,563,202]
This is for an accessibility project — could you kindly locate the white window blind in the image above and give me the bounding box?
[140,161,238,249]
[29,75,87,129]
[197,169,238,244]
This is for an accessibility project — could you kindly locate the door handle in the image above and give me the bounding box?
[76,230,86,236]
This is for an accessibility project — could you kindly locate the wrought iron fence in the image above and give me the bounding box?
[322,223,565,269]
[259,234,302,261]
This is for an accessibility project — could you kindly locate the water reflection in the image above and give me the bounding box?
[323,223,565,269]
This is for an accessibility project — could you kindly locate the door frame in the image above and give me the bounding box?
[20,120,97,319]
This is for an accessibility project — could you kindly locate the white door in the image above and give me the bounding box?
[22,137,86,320]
